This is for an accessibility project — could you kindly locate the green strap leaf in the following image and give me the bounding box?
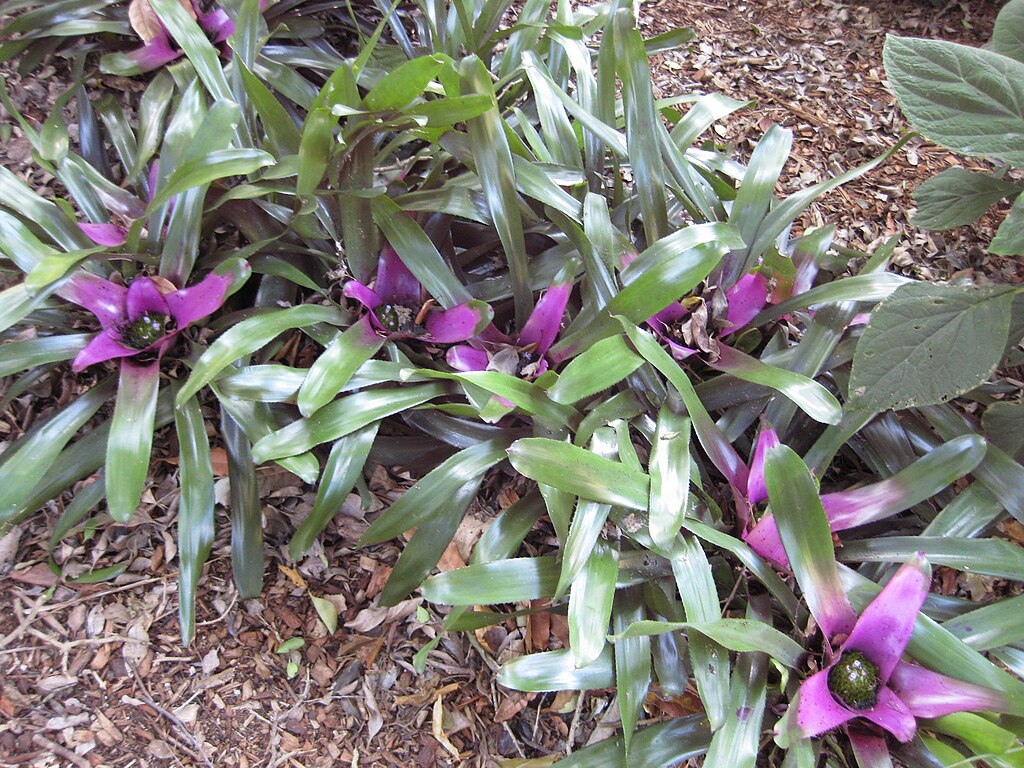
[222,409,263,599]
[569,539,619,668]
[174,391,216,645]
[251,383,448,463]
[422,556,559,604]
[508,438,650,509]
[177,305,346,404]
[106,363,161,523]
[297,319,386,417]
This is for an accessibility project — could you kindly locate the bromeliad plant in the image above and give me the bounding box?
[3,0,1024,764]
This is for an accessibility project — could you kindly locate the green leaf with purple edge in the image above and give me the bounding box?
[765,444,857,640]
[370,195,472,308]
[149,0,232,103]
[297,318,386,418]
[174,391,215,645]
[106,362,161,523]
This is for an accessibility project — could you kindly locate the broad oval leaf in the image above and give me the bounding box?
[883,34,1024,165]
[849,282,1016,412]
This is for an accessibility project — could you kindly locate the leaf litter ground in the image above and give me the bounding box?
[0,1,1015,766]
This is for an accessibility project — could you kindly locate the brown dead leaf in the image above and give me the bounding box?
[7,563,58,587]
[525,601,551,653]
[494,690,534,723]
[128,0,195,42]
[346,598,420,633]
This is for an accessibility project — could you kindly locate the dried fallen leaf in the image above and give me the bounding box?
[37,675,78,694]
[277,564,308,590]
[432,695,460,760]
[201,647,220,675]
[346,598,420,633]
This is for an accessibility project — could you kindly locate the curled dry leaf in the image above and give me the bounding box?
[128,0,196,43]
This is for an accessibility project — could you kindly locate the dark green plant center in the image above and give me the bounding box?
[828,650,881,711]
[374,303,418,334]
[121,312,171,350]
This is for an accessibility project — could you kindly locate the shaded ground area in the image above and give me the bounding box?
[0,1,1011,766]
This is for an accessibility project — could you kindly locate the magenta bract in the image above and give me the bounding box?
[61,271,233,371]
[343,245,492,345]
[445,265,573,378]
[793,554,1011,743]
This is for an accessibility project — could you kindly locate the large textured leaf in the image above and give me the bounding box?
[990,193,1024,256]
[911,168,1022,230]
[849,282,1016,412]
[883,35,1024,165]
[993,0,1024,64]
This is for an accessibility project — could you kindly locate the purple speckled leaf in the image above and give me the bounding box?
[375,245,421,307]
[79,223,128,247]
[165,271,232,327]
[59,272,128,330]
[747,425,780,505]
[795,669,859,739]
[72,330,140,372]
[857,686,917,743]
[425,301,494,344]
[889,662,1011,719]
[844,554,930,683]
[446,345,490,372]
[518,272,572,355]
[721,271,768,336]
[126,278,171,320]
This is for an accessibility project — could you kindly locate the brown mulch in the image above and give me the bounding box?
[0,1,1013,767]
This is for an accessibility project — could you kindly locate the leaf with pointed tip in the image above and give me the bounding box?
[289,425,379,561]
[422,556,559,605]
[297,319,385,417]
[911,168,1022,230]
[252,383,447,463]
[178,306,346,404]
[508,438,649,509]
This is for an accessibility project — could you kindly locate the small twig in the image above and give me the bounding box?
[566,690,586,755]
[127,664,215,768]
[31,734,92,768]
[0,591,49,650]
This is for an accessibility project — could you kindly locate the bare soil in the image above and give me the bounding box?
[0,1,1014,767]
